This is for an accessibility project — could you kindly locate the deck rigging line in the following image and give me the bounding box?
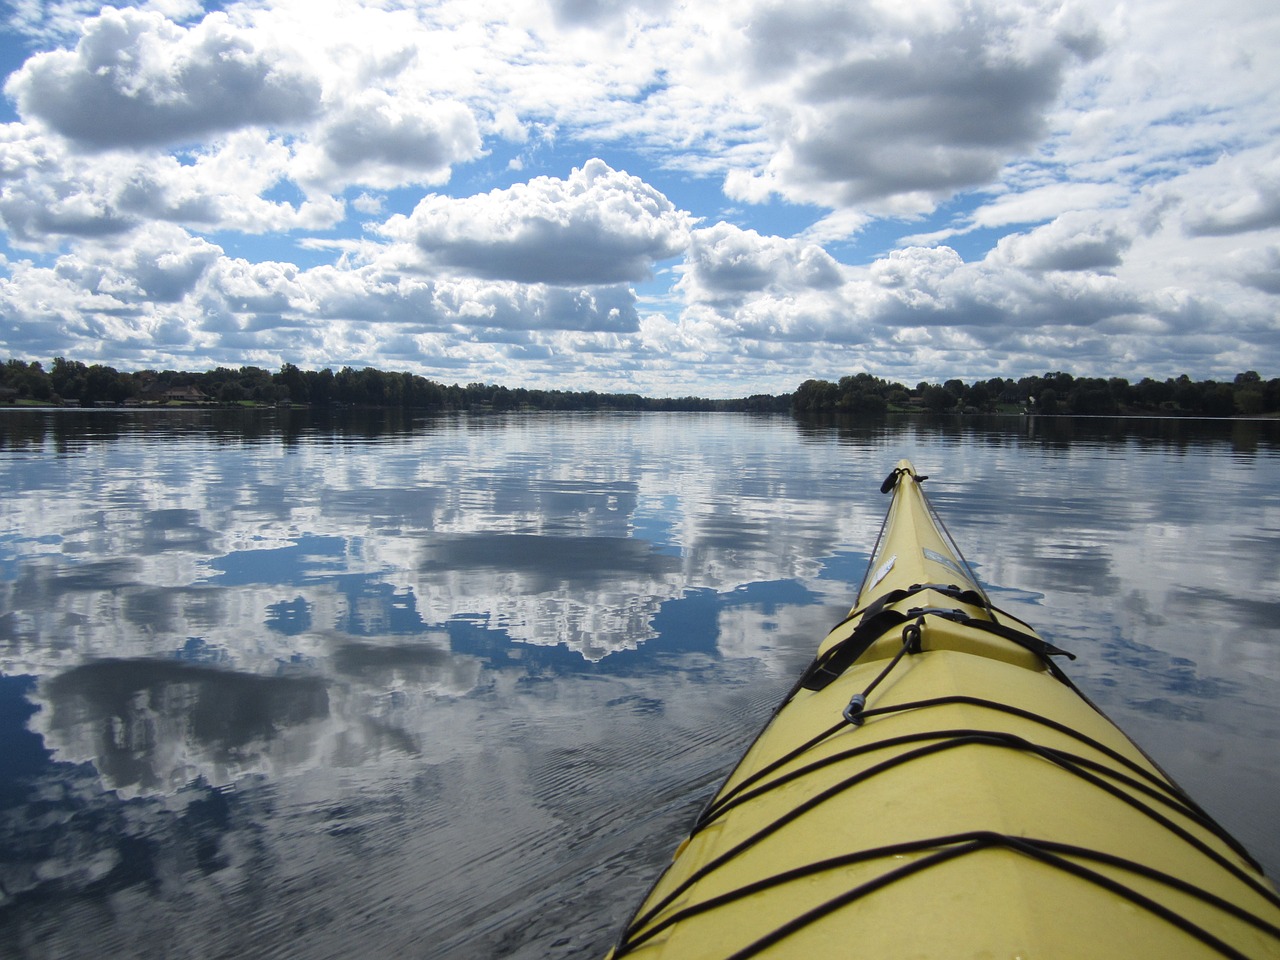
[614,832,1280,958]
[612,465,1280,959]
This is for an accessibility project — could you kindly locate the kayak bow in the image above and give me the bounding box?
[612,460,1280,959]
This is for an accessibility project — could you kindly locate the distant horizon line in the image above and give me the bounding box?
[2,356,1273,404]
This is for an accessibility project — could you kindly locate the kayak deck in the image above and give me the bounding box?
[611,461,1280,959]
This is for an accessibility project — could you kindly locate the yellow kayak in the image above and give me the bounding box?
[611,460,1280,959]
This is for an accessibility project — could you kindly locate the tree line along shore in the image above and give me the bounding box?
[2,358,1277,418]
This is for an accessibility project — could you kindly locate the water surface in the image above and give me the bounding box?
[1,409,1277,957]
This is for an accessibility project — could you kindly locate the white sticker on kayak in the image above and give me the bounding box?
[923,547,974,586]
[869,555,896,589]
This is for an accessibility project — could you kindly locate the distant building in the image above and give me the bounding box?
[136,383,211,404]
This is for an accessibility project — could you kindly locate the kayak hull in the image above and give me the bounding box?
[612,461,1280,959]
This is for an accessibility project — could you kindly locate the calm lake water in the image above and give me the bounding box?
[1,409,1278,958]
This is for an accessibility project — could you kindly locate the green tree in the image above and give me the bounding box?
[791,379,839,413]
[1172,376,1203,414]
[921,384,954,413]
[1134,378,1172,409]
[1067,378,1118,415]
[82,364,134,404]
[307,368,336,405]
[50,357,88,400]
[218,380,248,404]
[1,360,52,400]
[275,363,310,403]
[1203,383,1235,417]
[1236,388,1265,415]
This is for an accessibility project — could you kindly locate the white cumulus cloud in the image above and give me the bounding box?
[678,222,844,306]
[6,8,322,150]
[294,92,484,190]
[718,0,1101,214]
[383,159,692,285]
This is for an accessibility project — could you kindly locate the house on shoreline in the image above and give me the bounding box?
[133,382,212,405]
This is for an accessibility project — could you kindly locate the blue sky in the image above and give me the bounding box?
[1,0,1278,396]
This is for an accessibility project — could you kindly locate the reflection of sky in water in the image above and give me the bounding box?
[0,410,1278,957]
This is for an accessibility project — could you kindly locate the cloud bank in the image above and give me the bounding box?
[0,0,1278,393]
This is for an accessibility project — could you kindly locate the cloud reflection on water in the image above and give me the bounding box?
[2,412,871,793]
[45,659,331,794]
[0,410,1277,957]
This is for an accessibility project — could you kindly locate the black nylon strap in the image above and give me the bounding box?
[798,582,988,692]
[798,608,912,691]
[799,605,1075,692]
[957,614,1076,661]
